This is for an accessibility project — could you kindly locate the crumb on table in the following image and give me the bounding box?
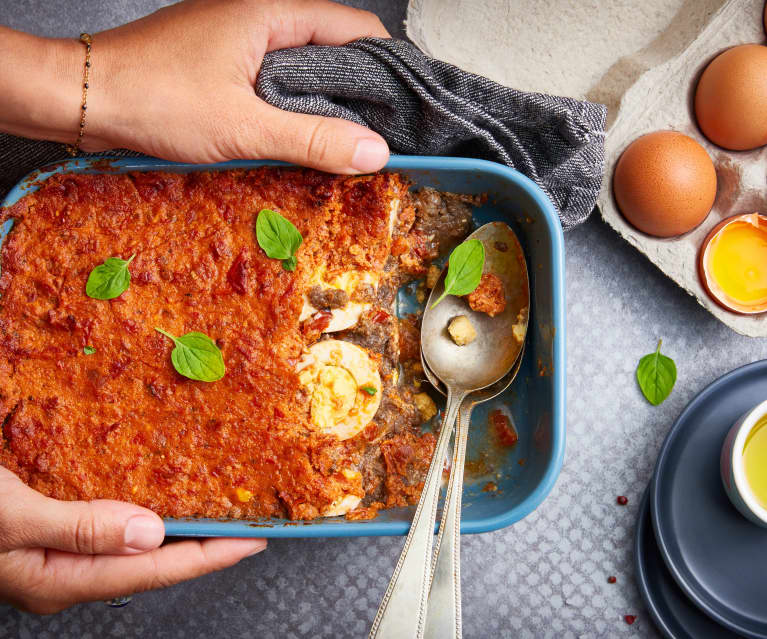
[466,272,506,317]
[448,315,477,346]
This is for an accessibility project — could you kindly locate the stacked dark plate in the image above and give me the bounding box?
[635,361,767,638]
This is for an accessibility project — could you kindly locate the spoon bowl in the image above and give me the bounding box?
[420,222,529,391]
[420,341,525,404]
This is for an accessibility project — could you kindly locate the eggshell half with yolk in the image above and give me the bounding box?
[699,213,767,314]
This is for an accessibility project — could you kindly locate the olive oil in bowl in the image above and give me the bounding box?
[744,414,767,510]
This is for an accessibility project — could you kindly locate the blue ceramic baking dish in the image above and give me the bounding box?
[0,155,565,537]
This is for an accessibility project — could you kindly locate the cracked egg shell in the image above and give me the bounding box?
[699,213,767,314]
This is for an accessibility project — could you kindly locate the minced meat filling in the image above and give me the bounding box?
[342,189,476,515]
[308,285,349,310]
[410,187,482,264]
[466,272,506,317]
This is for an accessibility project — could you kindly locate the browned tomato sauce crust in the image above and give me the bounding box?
[0,168,476,521]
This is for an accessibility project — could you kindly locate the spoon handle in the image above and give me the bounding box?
[369,389,466,639]
[423,399,473,639]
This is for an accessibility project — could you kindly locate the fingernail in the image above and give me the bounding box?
[351,138,389,173]
[124,515,165,551]
[246,540,267,557]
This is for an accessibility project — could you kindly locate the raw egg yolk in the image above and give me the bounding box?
[709,219,767,306]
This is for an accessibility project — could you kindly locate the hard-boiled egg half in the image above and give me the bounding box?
[297,339,382,440]
[299,196,401,333]
[299,268,379,332]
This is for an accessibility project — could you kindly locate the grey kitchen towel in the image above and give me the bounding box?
[0,37,606,230]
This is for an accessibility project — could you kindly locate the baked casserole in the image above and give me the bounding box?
[0,167,478,521]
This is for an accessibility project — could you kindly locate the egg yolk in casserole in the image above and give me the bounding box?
[297,340,382,440]
[313,367,357,430]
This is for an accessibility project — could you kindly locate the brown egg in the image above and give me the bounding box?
[694,44,767,151]
[613,131,717,238]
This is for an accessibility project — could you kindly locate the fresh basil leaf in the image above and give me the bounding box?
[431,239,485,308]
[636,340,677,406]
[86,254,135,300]
[256,209,302,268]
[155,328,225,382]
[282,256,297,272]
[83,346,96,355]
[360,385,377,396]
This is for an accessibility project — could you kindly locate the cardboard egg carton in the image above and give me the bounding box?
[598,0,767,337]
[408,0,766,335]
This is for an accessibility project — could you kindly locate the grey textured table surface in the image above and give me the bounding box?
[2,2,764,638]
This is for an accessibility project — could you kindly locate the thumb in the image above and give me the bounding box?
[243,102,390,174]
[0,469,164,555]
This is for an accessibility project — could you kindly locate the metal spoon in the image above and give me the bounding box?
[422,222,529,639]
[369,222,529,639]
[421,344,525,639]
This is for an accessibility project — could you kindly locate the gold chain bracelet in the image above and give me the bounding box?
[65,33,93,157]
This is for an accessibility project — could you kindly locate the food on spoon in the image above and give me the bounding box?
[612,131,716,237]
[448,315,477,346]
[466,272,506,317]
[512,307,529,343]
[430,239,485,308]
[694,44,767,151]
[699,213,767,314]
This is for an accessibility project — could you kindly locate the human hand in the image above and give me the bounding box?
[62,0,391,173]
[0,467,266,614]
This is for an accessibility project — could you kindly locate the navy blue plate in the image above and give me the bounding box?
[652,360,767,638]
[635,486,742,639]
